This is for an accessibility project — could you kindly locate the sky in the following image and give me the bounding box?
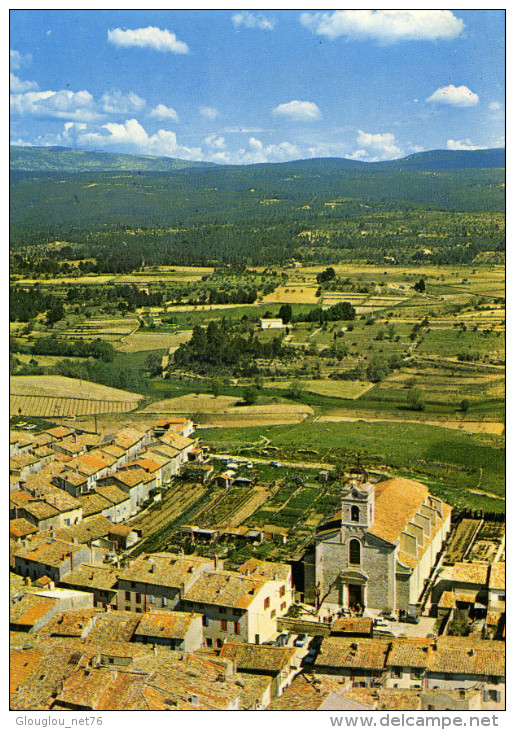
[9,8,506,164]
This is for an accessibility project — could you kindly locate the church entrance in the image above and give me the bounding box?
[348,584,363,609]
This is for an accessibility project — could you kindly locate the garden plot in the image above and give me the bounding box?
[443,519,481,564]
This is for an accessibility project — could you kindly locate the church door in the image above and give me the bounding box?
[348,584,362,608]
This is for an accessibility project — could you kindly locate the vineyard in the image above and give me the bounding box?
[10,394,139,418]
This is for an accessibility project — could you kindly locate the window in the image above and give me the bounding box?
[391,668,402,679]
[125,591,130,601]
[135,593,141,604]
[281,602,286,611]
[410,669,423,680]
[149,595,154,604]
[202,615,209,627]
[216,639,223,649]
[279,585,286,597]
[234,622,240,635]
[162,597,167,607]
[271,609,276,619]
[351,506,360,522]
[206,638,213,648]
[349,539,361,565]
[264,597,270,610]
[221,619,227,631]
[220,607,227,614]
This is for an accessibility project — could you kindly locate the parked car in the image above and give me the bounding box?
[246,462,254,470]
[400,613,420,624]
[379,609,396,621]
[373,617,389,627]
[270,460,282,468]
[303,649,318,666]
[294,633,308,647]
[276,631,290,646]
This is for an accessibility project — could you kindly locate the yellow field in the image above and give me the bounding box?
[261,285,320,304]
[10,395,140,418]
[10,375,143,402]
[140,394,240,413]
[117,330,193,353]
[263,379,375,399]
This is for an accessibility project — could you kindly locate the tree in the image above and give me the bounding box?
[366,356,390,383]
[414,278,426,293]
[210,377,223,398]
[460,398,470,413]
[407,387,425,411]
[278,304,292,324]
[146,352,162,377]
[288,380,306,400]
[242,386,258,405]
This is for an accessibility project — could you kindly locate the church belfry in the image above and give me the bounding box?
[341,480,375,531]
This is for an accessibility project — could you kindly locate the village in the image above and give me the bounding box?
[10,417,505,711]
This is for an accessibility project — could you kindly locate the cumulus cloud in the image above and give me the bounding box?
[10,89,99,122]
[100,89,146,114]
[149,104,179,122]
[10,73,38,93]
[446,139,487,151]
[107,26,189,54]
[199,106,219,119]
[356,130,402,159]
[10,49,32,70]
[488,101,503,113]
[78,118,201,159]
[300,10,464,43]
[272,100,321,122]
[232,11,276,30]
[426,84,479,107]
[204,134,226,149]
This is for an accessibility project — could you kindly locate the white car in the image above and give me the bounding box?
[246,462,254,470]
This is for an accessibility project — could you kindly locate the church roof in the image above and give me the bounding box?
[369,478,431,545]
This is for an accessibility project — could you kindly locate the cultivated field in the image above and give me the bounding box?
[10,375,142,417]
[117,330,193,353]
[263,379,374,399]
[261,285,320,304]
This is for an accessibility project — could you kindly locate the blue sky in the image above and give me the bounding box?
[9,9,505,163]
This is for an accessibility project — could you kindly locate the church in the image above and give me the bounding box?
[304,476,452,613]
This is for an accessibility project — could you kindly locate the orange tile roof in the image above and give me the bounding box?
[488,562,505,591]
[220,642,295,673]
[452,562,489,585]
[10,594,57,626]
[134,610,201,640]
[10,648,44,696]
[369,478,430,545]
[316,636,390,671]
[236,557,290,582]
[184,571,268,610]
[45,426,74,439]
[10,518,38,538]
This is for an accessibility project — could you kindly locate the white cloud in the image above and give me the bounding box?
[10,137,34,147]
[10,73,38,93]
[10,49,32,70]
[300,10,464,43]
[204,134,226,149]
[232,11,276,30]
[426,84,479,107]
[149,104,179,122]
[356,129,402,159]
[199,106,219,119]
[107,26,189,54]
[446,139,487,151]
[10,89,99,122]
[272,100,321,122]
[78,118,201,159]
[489,101,502,111]
[100,89,146,114]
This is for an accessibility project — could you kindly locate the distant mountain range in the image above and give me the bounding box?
[10,145,505,173]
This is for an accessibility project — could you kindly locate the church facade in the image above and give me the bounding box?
[305,477,452,613]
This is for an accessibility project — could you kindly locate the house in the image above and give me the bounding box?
[260,318,284,329]
[154,417,195,438]
[132,610,203,652]
[330,617,374,638]
[181,569,283,647]
[13,535,103,583]
[309,477,451,613]
[10,518,39,542]
[10,431,34,457]
[219,642,298,699]
[147,443,182,479]
[60,564,120,609]
[117,553,217,613]
[236,558,293,617]
[10,489,83,531]
[113,427,151,460]
[10,588,93,633]
[95,484,132,523]
[158,430,199,465]
[52,470,88,497]
[97,466,155,515]
[78,492,116,520]
[314,636,390,687]
[10,453,43,480]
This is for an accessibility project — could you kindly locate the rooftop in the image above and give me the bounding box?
[183,570,267,610]
[134,610,201,640]
[119,553,213,589]
[488,562,505,591]
[220,642,296,673]
[61,563,120,592]
[316,636,390,671]
[451,562,490,586]
[236,557,290,582]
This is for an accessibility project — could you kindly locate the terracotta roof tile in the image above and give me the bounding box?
[316,636,389,671]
